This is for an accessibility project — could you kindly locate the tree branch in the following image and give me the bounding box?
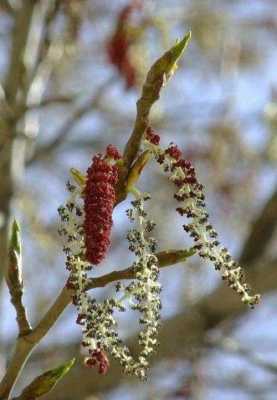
[240,188,277,266]
[0,0,14,15]
[27,77,114,165]
[0,0,35,288]
[0,248,194,399]
[4,1,34,105]
[24,95,75,111]
[116,33,191,202]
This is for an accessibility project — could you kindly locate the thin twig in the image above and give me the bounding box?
[116,33,191,202]
[27,77,114,164]
[26,0,61,85]
[25,95,75,110]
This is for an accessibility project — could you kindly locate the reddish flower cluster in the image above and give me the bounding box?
[145,127,160,145]
[107,0,141,89]
[165,144,182,160]
[85,349,110,375]
[106,144,122,160]
[155,144,197,191]
[84,146,121,265]
[159,144,202,202]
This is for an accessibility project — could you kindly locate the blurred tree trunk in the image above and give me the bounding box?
[0,1,35,287]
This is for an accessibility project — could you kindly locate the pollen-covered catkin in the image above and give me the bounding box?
[144,127,260,308]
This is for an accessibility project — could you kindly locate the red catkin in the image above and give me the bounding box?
[106,0,142,89]
[85,349,110,375]
[84,146,121,265]
[145,127,160,145]
[165,144,182,160]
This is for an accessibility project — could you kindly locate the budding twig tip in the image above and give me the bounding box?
[9,218,21,255]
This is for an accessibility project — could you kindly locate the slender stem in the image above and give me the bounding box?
[0,339,35,399]
[27,77,114,165]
